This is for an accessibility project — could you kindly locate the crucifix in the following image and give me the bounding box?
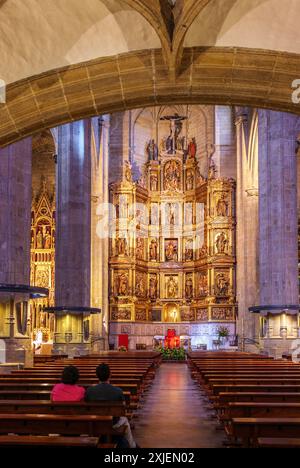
[160,113,187,154]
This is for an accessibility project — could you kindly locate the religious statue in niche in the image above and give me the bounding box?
[135,274,146,298]
[150,204,159,226]
[164,160,181,192]
[185,239,193,261]
[124,161,132,183]
[185,276,193,301]
[184,203,193,225]
[116,236,128,256]
[187,138,197,159]
[198,272,208,296]
[44,229,52,249]
[150,174,158,192]
[116,273,129,296]
[186,169,194,191]
[166,276,178,299]
[31,231,35,249]
[198,244,208,259]
[36,229,43,249]
[147,139,159,161]
[165,239,178,262]
[215,272,230,297]
[136,237,144,260]
[167,203,177,225]
[119,195,128,219]
[216,193,229,217]
[149,239,158,261]
[149,275,158,301]
[215,232,228,255]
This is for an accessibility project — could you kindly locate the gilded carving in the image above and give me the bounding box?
[196,309,209,321]
[166,276,179,299]
[112,308,132,321]
[215,272,230,297]
[135,310,147,321]
[215,232,228,255]
[164,160,181,192]
[165,239,178,262]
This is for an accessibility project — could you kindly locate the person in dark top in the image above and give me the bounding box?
[85,363,137,448]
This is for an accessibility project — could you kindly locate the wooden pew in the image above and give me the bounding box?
[0,435,100,448]
[231,418,300,448]
[0,413,114,438]
[258,438,300,448]
[0,400,126,416]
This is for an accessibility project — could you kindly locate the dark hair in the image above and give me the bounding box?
[61,366,80,385]
[96,363,110,382]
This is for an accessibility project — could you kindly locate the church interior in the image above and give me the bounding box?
[1,0,300,450]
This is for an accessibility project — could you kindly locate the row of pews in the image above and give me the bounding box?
[188,351,300,448]
[0,351,161,448]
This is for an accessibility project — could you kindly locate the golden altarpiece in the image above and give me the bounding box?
[30,178,55,345]
[109,116,237,349]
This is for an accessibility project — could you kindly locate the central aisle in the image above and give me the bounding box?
[133,362,224,448]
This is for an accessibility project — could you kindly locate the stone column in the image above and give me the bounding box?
[55,120,92,354]
[0,138,32,363]
[56,120,92,307]
[90,115,110,351]
[235,109,260,352]
[214,106,237,179]
[258,110,299,357]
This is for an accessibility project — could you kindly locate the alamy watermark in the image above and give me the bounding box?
[95,201,205,243]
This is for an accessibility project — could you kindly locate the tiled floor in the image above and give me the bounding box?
[133,363,224,448]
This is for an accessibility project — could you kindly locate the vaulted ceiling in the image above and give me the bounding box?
[1,0,300,146]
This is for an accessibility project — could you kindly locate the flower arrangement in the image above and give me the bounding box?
[118,346,128,352]
[156,346,186,361]
[217,326,230,340]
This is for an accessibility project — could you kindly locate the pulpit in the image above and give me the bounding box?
[164,329,180,349]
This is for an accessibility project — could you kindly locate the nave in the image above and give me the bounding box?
[0,351,300,448]
[134,363,223,448]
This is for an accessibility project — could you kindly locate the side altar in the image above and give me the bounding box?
[109,114,237,350]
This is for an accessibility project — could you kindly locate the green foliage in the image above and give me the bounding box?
[156,346,186,361]
[217,326,230,339]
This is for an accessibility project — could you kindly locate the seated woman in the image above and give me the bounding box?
[51,365,85,402]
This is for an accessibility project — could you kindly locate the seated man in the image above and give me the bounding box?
[85,363,137,448]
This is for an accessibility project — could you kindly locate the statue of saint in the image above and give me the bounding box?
[135,275,145,297]
[185,277,193,300]
[150,174,158,191]
[149,239,158,261]
[116,237,128,256]
[216,194,228,217]
[147,139,159,161]
[165,240,178,262]
[118,274,129,296]
[185,239,193,261]
[136,238,144,260]
[186,170,194,191]
[36,229,43,249]
[215,232,228,254]
[44,230,51,249]
[164,160,181,192]
[149,276,158,300]
[167,276,178,299]
[198,273,208,296]
[187,138,197,159]
[216,273,230,296]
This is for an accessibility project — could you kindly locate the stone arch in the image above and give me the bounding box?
[1,46,300,148]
